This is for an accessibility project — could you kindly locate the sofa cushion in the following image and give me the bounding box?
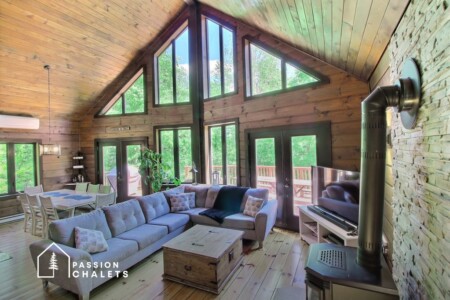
[205,185,222,208]
[74,227,108,254]
[243,196,265,217]
[149,213,190,232]
[91,237,139,264]
[49,209,112,247]
[102,199,146,237]
[241,188,269,211]
[190,210,221,227]
[184,184,210,207]
[115,224,168,250]
[162,185,185,202]
[137,192,170,222]
[176,207,208,216]
[222,213,255,230]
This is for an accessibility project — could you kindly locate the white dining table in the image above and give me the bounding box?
[38,189,97,217]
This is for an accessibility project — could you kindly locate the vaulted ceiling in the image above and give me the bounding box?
[0,0,408,122]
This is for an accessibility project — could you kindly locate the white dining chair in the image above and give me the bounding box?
[17,193,32,232]
[39,195,59,239]
[99,184,112,194]
[87,184,100,193]
[94,192,116,209]
[24,184,44,195]
[26,194,43,236]
[75,182,88,192]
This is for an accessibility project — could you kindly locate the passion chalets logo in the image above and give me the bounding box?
[37,243,128,279]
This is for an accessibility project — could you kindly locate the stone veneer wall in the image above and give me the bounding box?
[387,0,449,298]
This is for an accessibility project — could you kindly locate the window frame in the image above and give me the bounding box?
[201,15,238,101]
[205,119,240,186]
[154,125,194,183]
[96,68,147,117]
[243,36,329,100]
[154,22,191,106]
[0,141,40,199]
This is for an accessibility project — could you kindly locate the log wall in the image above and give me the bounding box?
[80,5,369,185]
[369,0,449,298]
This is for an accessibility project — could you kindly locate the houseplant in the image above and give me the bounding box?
[138,148,180,193]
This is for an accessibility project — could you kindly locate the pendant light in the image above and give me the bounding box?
[41,65,61,156]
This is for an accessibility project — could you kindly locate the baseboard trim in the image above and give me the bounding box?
[0,214,24,225]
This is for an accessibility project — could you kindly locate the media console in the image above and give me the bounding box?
[298,205,358,247]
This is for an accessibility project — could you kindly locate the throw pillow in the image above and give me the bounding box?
[243,196,265,217]
[163,185,186,202]
[169,194,190,212]
[74,227,108,254]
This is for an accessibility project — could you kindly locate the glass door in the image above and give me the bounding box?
[97,138,147,202]
[249,123,331,231]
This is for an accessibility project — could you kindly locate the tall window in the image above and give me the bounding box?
[203,17,236,99]
[158,127,192,183]
[207,122,238,185]
[155,28,190,105]
[99,69,146,116]
[0,142,38,195]
[244,39,321,97]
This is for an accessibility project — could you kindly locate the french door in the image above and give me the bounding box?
[96,138,148,202]
[248,122,331,231]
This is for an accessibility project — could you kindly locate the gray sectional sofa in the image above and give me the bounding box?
[29,184,277,300]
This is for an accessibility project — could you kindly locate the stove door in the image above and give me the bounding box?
[306,281,325,300]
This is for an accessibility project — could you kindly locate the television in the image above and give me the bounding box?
[310,166,360,228]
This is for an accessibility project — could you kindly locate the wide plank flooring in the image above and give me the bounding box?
[0,220,308,300]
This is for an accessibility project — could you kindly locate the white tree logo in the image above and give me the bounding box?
[48,252,59,275]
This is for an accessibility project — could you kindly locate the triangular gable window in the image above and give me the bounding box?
[286,63,318,88]
[99,69,146,116]
[244,38,326,98]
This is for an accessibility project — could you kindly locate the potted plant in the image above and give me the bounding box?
[138,148,180,193]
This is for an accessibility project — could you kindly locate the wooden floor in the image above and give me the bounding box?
[0,220,309,300]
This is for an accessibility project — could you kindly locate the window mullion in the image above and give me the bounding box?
[7,144,15,193]
[173,130,180,180]
[172,42,177,104]
[219,26,225,96]
[221,125,227,185]
[248,43,253,96]
[281,61,287,89]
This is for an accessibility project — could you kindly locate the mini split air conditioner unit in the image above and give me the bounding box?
[0,114,40,130]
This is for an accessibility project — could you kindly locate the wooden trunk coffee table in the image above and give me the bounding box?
[162,225,244,294]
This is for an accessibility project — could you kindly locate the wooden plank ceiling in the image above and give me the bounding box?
[199,0,409,79]
[0,0,186,121]
[0,0,408,122]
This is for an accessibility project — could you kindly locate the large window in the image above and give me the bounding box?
[0,142,38,195]
[207,122,238,185]
[155,28,190,105]
[244,39,321,98]
[99,69,146,116]
[203,17,236,99]
[158,127,192,183]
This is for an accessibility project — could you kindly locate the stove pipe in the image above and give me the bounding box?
[358,58,421,269]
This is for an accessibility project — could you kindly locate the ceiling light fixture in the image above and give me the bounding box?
[41,65,61,156]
